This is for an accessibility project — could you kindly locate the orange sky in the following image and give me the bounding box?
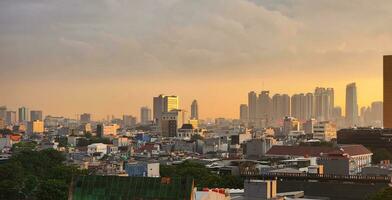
[0,0,390,120]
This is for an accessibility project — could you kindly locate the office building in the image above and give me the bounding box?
[384,55,392,128]
[163,95,179,113]
[0,118,4,129]
[272,94,290,123]
[140,107,152,125]
[30,110,43,121]
[80,113,91,124]
[5,111,17,125]
[153,94,179,125]
[291,94,307,121]
[240,104,248,122]
[18,107,29,123]
[371,101,383,127]
[96,124,119,137]
[313,121,337,141]
[257,91,272,123]
[314,87,334,121]
[248,91,257,122]
[27,120,44,134]
[282,116,300,136]
[190,100,198,120]
[161,109,187,137]
[305,93,314,120]
[346,82,358,127]
[304,118,317,134]
[123,115,136,128]
[0,106,6,121]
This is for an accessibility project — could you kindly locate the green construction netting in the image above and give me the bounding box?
[71,175,194,200]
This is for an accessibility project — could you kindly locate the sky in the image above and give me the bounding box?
[0,0,390,120]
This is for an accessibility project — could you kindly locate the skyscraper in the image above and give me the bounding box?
[345,82,358,127]
[191,100,199,120]
[153,94,179,125]
[248,91,257,122]
[0,106,6,121]
[80,113,91,124]
[30,110,43,121]
[314,87,334,121]
[291,94,304,121]
[18,107,29,123]
[240,104,248,122]
[123,115,137,128]
[290,93,313,121]
[257,91,272,123]
[305,93,314,120]
[371,101,383,126]
[6,111,17,125]
[384,55,392,128]
[272,94,290,123]
[140,106,152,125]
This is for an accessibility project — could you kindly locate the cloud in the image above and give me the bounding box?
[0,0,391,81]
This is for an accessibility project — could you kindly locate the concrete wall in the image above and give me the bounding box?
[277,180,387,200]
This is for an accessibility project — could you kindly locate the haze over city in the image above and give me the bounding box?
[0,0,389,119]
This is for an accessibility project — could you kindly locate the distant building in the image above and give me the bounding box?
[239,104,248,122]
[291,93,313,121]
[384,55,392,128]
[0,118,4,129]
[113,137,129,147]
[140,107,152,125]
[272,94,290,123]
[191,100,199,120]
[160,109,188,137]
[0,106,6,121]
[5,111,16,125]
[122,115,136,128]
[96,124,119,137]
[125,162,160,177]
[314,87,334,121]
[257,91,272,125]
[266,144,372,175]
[30,110,43,121]
[87,143,107,156]
[80,113,91,124]
[313,121,337,141]
[27,120,44,134]
[248,91,257,122]
[245,137,276,159]
[153,94,179,125]
[304,118,317,135]
[346,83,359,127]
[282,117,300,136]
[18,107,29,123]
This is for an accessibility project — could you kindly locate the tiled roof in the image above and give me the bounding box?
[339,144,373,156]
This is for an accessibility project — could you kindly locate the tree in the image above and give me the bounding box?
[160,160,244,189]
[371,148,392,164]
[367,187,392,200]
[0,148,85,200]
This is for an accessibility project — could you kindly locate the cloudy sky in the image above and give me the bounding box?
[0,0,390,119]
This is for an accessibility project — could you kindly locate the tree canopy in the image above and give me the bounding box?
[160,160,243,189]
[0,147,85,200]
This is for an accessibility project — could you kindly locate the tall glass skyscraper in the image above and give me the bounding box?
[345,82,358,127]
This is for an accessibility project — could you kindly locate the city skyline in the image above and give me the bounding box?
[0,82,383,120]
